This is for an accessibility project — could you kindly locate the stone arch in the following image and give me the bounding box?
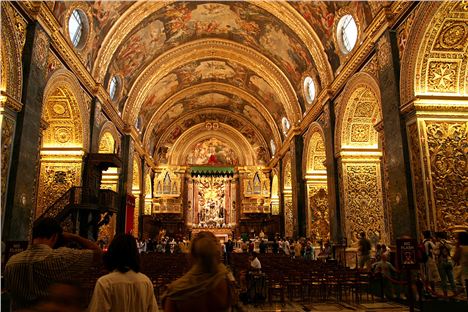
[335,72,388,245]
[98,121,121,154]
[42,69,90,151]
[400,1,468,104]
[123,39,301,126]
[142,82,282,149]
[335,72,382,153]
[400,1,468,233]
[92,1,332,88]
[167,123,257,166]
[0,2,24,102]
[303,123,329,241]
[36,70,89,216]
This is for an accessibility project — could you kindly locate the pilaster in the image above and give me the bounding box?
[376,30,416,240]
[116,135,132,233]
[322,101,342,242]
[4,22,50,241]
[290,135,306,238]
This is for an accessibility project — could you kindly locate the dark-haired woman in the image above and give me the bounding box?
[88,234,158,312]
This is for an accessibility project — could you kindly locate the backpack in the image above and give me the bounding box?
[416,240,430,263]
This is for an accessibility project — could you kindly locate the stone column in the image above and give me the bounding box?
[3,22,49,241]
[116,134,132,233]
[321,101,343,242]
[376,30,417,240]
[290,135,306,238]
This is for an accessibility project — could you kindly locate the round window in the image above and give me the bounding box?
[270,139,276,155]
[282,117,290,135]
[337,14,358,54]
[303,76,316,104]
[109,76,119,101]
[68,9,88,48]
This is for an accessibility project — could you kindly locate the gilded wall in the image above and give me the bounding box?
[341,161,388,245]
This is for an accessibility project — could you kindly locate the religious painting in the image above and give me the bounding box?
[186,138,238,166]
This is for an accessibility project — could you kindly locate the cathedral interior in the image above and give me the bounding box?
[1,0,468,252]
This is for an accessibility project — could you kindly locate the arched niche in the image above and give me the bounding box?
[400,1,468,233]
[36,69,89,217]
[98,125,120,195]
[167,123,256,166]
[282,154,293,238]
[270,173,280,216]
[303,123,329,241]
[335,72,388,245]
[97,121,121,154]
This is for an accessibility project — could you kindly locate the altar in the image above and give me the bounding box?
[191,227,233,243]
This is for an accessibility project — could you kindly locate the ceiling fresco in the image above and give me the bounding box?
[138,59,286,132]
[290,1,374,71]
[106,1,314,98]
[49,1,134,70]
[148,91,277,142]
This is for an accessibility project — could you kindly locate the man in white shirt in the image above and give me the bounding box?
[250,252,261,271]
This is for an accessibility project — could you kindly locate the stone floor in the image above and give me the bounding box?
[237,301,411,312]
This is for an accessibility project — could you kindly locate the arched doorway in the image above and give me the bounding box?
[304,124,329,241]
[36,70,88,218]
[336,73,388,246]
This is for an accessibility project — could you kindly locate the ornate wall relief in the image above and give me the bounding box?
[342,161,388,245]
[308,186,329,242]
[424,120,468,231]
[1,116,15,224]
[36,161,82,216]
[407,121,430,232]
[153,167,183,213]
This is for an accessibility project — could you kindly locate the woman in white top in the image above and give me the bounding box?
[88,234,158,312]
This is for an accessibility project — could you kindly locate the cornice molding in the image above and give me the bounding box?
[0,90,23,113]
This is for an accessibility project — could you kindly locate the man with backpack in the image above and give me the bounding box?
[422,230,440,293]
[435,232,456,296]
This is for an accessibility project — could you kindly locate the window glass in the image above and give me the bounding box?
[68,10,83,47]
[303,76,316,104]
[109,76,118,100]
[338,15,358,53]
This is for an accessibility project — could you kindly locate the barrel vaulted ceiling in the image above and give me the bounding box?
[48,1,380,166]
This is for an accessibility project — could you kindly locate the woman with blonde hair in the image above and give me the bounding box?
[162,231,234,312]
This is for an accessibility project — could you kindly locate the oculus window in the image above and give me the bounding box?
[303,76,316,104]
[68,9,87,48]
[109,76,119,101]
[337,15,358,54]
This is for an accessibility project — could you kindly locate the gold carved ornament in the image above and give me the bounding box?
[424,121,468,230]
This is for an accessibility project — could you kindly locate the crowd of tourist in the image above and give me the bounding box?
[2,218,468,311]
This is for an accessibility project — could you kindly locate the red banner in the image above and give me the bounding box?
[125,194,136,234]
